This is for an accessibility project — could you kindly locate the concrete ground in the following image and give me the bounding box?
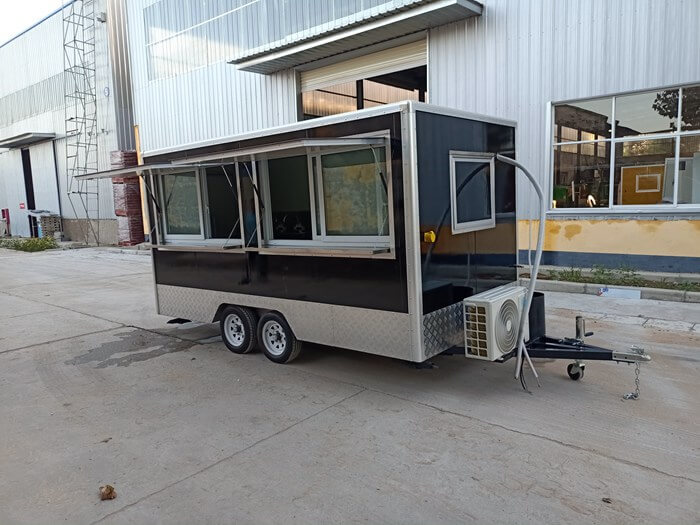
[0,247,698,525]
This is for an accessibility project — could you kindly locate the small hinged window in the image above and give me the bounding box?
[449,152,496,234]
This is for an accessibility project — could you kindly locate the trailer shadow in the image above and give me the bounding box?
[292,341,540,393]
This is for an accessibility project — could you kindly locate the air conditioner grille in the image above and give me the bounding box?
[465,305,488,357]
[496,299,519,352]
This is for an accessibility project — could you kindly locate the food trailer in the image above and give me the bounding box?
[81,101,649,385]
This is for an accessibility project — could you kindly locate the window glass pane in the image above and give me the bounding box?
[616,89,678,137]
[205,166,240,239]
[363,78,419,106]
[321,148,389,236]
[266,156,312,240]
[552,145,610,208]
[681,85,700,132]
[239,162,258,246]
[302,82,357,119]
[162,173,201,235]
[613,138,675,205]
[554,97,612,142]
[454,161,491,223]
[678,135,700,204]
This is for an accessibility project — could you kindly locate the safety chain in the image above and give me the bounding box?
[623,346,644,400]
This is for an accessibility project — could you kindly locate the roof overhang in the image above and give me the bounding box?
[0,132,56,149]
[231,0,482,74]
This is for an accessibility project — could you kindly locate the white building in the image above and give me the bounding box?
[0,0,133,242]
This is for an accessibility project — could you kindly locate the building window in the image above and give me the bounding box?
[449,153,496,234]
[551,83,700,210]
[299,40,427,120]
[302,67,426,119]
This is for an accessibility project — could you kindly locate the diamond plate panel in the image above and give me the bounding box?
[157,284,414,360]
[422,301,464,359]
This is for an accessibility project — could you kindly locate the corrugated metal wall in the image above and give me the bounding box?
[428,0,700,219]
[128,0,430,154]
[128,0,299,154]
[0,0,134,228]
[129,1,431,154]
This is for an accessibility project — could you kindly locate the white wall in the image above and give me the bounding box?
[428,0,700,219]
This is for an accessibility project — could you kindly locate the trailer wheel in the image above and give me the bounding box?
[220,306,257,354]
[257,312,302,364]
[567,362,585,381]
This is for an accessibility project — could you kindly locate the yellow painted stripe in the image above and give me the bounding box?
[518,219,700,258]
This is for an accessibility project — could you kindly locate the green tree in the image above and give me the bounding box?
[653,88,700,129]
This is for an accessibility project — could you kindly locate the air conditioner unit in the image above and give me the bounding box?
[463,285,528,361]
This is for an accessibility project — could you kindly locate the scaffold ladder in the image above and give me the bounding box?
[63,0,100,244]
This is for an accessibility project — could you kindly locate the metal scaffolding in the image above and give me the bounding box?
[63,0,100,244]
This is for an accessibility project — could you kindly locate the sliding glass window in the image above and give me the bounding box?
[259,145,392,247]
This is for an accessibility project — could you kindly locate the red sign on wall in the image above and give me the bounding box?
[19,202,25,209]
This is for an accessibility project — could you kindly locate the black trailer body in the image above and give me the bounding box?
[127,102,516,362]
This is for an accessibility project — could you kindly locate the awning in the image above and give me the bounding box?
[0,132,55,149]
[231,0,482,74]
[172,137,387,164]
[73,163,224,181]
[75,137,388,180]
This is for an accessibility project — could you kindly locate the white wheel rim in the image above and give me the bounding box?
[262,320,287,356]
[224,314,245,347]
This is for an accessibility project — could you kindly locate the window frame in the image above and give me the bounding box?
[312,143,393,245]
[159,170,206,241]
[449,151,496,234]
[158,167,245,246]
[549,83,700,214]
[200,164,245,246]
[257,135,394,248]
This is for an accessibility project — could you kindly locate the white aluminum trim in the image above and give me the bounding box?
[405,104,424,361]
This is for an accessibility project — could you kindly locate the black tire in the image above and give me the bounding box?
[220,306,257,354]
[567,363,585,381]
[257,312,302,364]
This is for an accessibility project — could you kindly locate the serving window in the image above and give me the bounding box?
[154,136,393,255]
